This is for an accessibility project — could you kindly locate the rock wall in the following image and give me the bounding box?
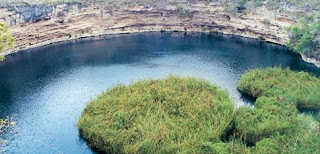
[1,3,81,25]
[1,2,302,63]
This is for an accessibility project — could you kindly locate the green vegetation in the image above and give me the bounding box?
[0,117,16,147]
[0,23,14,152]
[79,72,320,153]
[222,0,319,15]
[220,0,320,59]
[231,111,320,153]
[237,67,320,110]
[0,23,14,61]
[236,67,320,153]
[0,118,15,136]
[2,1,319,59]
[286,11,319,58]
[176,4,193,18]
[78,76,234,153]
[250,113,320,154]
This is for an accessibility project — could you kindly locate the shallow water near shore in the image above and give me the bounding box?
[0,32,319,153]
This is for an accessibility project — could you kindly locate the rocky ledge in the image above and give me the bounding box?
[301,54,320,68]
[2,2,317,67]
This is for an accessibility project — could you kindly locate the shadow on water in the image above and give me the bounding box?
[239,92,257,107]
[298,108,319,118]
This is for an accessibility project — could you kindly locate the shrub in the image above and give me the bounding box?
[262,19,271,27]
[0,23,15,61]
[176,5,193,18]
[78,76,234,153]
[0,117,16,145]
[286,12,320,58]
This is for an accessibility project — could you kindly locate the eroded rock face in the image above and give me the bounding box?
[12,5,53,23]
[1,2,303,64]
[1,3,82,25]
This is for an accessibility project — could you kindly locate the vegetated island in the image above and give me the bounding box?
[236,67,320,153]
[78,69,320,153]
[78,76,234,153]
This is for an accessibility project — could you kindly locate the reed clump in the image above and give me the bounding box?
[78,70,320,153]
[237,67,320,110]
[235,67,320,153]
[78,76,234,153]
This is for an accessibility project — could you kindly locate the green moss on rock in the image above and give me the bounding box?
[78,76,234,153]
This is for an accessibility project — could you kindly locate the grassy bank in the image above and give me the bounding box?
[78,76,234,153]
[237,67,320,110]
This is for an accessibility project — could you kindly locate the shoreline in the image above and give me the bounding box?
[4,29,318,68]
[4,29,288,54]
[301,54,320,68]
[1,2,319,68]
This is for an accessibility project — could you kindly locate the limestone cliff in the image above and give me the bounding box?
[2,2,317,67]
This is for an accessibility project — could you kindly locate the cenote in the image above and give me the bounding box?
[0,32,319,153]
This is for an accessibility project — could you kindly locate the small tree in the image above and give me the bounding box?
[286,22,320,57]
[0,23,15,61]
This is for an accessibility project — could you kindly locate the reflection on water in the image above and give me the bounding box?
[0,32,319,153]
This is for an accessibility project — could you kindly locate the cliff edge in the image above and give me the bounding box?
[1,2,318,67]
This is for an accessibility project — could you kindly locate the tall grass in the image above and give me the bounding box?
[78,70,319,153]
[237,67,320,110]
[78,76,234,153]
[234,67,320,153]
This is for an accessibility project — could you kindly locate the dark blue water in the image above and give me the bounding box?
[0,32,319,153]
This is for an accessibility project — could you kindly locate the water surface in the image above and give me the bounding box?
[0,32,319,153]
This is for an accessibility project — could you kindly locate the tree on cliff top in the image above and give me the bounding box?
[286,11,320,58]
[0,23,14,61]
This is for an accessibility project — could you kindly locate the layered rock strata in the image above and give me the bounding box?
[3,2,316,66]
